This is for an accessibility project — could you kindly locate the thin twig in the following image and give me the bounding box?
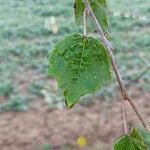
[83,9,87,36]
[121,101,128,134]
[83,0,150,132]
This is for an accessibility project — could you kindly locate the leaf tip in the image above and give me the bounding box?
[65,99,76,109]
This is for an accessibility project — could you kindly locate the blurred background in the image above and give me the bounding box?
[0,0,150,150]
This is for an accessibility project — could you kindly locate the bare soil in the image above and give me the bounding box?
[0,91,149,150]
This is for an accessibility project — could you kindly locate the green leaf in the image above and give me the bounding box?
[114,128,147,150]
[74,0,108,31]
[47,33,111,108]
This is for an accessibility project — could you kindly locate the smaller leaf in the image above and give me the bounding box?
[114,128,147,150]
[74,0,108,31]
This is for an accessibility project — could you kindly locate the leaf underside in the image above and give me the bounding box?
[114,128,147,150]
[74,0,108,31]
[47,33,111,108]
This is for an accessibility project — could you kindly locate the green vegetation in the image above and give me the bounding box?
[0,81,13,97]
[0,94,32,112]
[114,128,147,150]
[46,0,149,149]
[0,0,149,109]
[37,144,52,150]
[47,33,112,107]
[75,0,108,30]
[139,128,150,149]
[0,1,149,150]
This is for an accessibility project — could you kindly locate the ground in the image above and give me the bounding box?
[0,0,150,150]
[0,89,149,150]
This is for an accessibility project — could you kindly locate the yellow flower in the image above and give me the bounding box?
[77,136,87,148]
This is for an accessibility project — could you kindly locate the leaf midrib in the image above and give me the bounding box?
[77,37,86,76]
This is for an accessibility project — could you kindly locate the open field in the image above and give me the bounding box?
[0,0,150,149]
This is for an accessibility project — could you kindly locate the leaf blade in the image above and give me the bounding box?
[114,128,147,150]
[74,0,108,31]
[47,33,111,108]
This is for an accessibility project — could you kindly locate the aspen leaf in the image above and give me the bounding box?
[47,33,111,108]
[114,128,147,150]
[74,0,108,31]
